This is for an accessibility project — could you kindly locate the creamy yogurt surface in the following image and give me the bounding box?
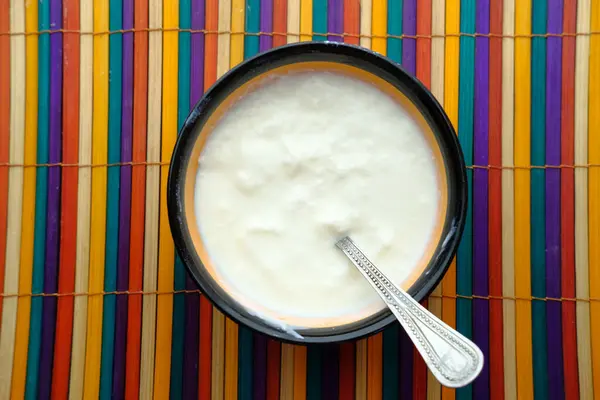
[194,70,441,327]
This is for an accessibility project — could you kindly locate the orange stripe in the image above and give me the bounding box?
[293,345,306,400]
[366,334,382,399]
[339,342,355,400]
[125,0,149,397]
[343,0,359,45]
[273,0,288,47]
[0,0,10,325]
[199,0,218,398]
[561,0,579,398]
[266,339,281,400]
[413,1,431,397]
[488,0,505,399]
[51,0,80,396]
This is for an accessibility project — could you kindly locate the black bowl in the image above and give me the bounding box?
[167,41,467,344]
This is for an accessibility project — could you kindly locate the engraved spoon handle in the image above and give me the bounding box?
[336,236,484,388]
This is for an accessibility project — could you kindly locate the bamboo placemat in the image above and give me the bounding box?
[0,0,599,398]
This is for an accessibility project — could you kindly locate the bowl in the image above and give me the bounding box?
[167,41,467,344]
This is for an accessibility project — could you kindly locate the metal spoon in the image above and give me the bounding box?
[335,236,484,388]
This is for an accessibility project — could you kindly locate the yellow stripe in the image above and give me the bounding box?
[139,0,162,396]
[441,1,459,398]
[153,0,178,397]
[83,0,110,396]
[371,0,386,54]
[224,3,242,399]
[69,0,94,396]
[588,0,600,395]
[230,0,245,67]
[299,0,312,41]
[513,0,534,398]
[574,0,593,397]
[10,0,37,396]
[0,1,25,396]
[427,0,444,398]
[501,0,517,398]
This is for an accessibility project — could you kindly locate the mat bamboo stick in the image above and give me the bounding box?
[574,0,593,397]
[140,0,162,396]
[501,0,516,398]
[279,4,298,398]
[442,0,459,398]
[125,0,149,396]
[211,1,230,398]
[68,0,93,397]
[299,0,312,41]
[287,0,299,43]
[153,0,178,397]
[52,0,79,393]
[0,0,9,347]
[10,0,37,397]
[588,0,600,396]
[0,0,25,396]
[427,0,444,398]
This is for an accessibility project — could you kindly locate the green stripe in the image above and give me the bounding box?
[244,0,260,59]
[312,0,327,41]
[238,5,259,396]
[530,0,548,397]
[456,0,475,398]
[383,325,400,399]
[99,0,123,397]
[306,345,322,400]
[170,1,192,398]
[24,1,50,397]
[387,0,403,63]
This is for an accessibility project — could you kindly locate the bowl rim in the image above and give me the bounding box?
[167,41,468,344]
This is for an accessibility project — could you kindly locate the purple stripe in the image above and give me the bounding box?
[111,0,134,397]
[182,1,204,396]
[327,0,343,41]
[39,1,62,397]
[321,344,340,398]
[399,2,416,396]
[190,0,205,104]
[182,277,200,398]
[259,0,273,51]
[399,329,413,398]
[402,0,416,74]
[253,334,268,399]
[472,0,490,397]
[545,0,564,398]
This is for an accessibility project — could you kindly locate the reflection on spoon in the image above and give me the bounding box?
[335,236,484,388]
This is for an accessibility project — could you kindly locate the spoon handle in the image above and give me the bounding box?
[336,236,484,388]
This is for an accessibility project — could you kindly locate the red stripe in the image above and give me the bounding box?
[266,339,281,400]
[124,0,149,397]
[560,1,579,398]
[343,0,359,45]
[51,0,80,396]
[0,0,10,325]
[273,0,287,47]
[339,342,355,400]
[199,0,218,398]
[488,1,504,399]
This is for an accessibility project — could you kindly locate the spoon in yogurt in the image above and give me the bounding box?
[335,236,484,388]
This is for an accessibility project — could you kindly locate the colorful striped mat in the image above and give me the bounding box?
[0,0,599,398]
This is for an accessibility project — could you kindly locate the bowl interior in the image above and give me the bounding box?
[168,42,467,343]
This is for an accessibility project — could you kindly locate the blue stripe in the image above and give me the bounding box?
[24,1,50,397]
[99,0,123,397]
[456,0,475,398]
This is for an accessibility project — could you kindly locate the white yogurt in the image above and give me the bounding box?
[194,71,441,327]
